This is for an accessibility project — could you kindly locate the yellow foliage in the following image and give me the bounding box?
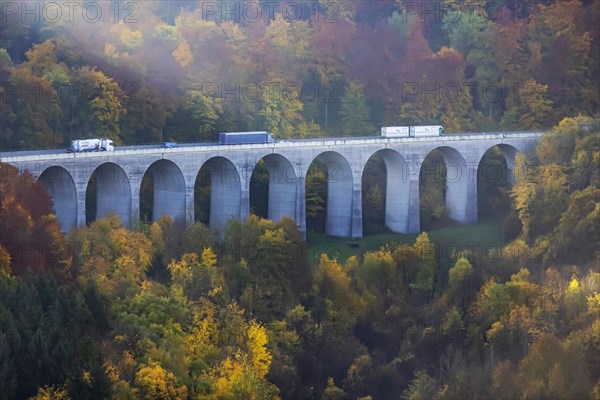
[587,293,600,314]
[187,299,218,357]
[212,355,245,396]
[149,222,164,250]
[168,252,199,287]
[568,277,581,294]
[414,232,435,267]
[111,21,143,50]
[0,244,11,276]
[135,361,187,400]
[246,320,272,379]
[28,385,69,400]
[201,247,217,268]
[315,254,353,300]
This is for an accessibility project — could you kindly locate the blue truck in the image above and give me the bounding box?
[219,131,275,145]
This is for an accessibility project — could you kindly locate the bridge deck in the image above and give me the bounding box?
[0,131,542,162]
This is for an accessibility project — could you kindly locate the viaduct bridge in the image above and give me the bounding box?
[0,132,542,239]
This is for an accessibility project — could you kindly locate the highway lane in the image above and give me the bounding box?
[0,131,542,157]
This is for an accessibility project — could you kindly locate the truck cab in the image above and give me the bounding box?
[104,139,115,151]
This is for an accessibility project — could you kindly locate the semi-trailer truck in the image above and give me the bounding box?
[69,138,115,152]
[411,125,444,137]
[219,131,275,145]
[381,125,444,138]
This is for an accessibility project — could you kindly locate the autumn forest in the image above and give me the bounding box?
[1,0,599,399]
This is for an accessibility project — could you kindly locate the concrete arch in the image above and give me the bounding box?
[197,156,241,230]
[480,143,519,185]
[143,159,186,222]
[363,149,412,233]
[477,144,519,220]
[252,153,298,222]
[307,151,354,238]
[38,166,77,232]
[89,162,132,227]
[422,146,471,223]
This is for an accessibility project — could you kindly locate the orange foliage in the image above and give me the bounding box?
[0,163,71,276]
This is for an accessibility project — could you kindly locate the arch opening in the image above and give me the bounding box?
[362,149,411,234]
[306,151,353,238]
[249,154,297,222]
[419,147,469,230]
[38,166,77,232]
[477,145,517,219]
[194,157,241,231]
[140,160,186,223]
[478,144,520,239]
[86,163,131,227]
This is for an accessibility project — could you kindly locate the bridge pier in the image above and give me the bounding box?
[351,179,363,240]
[208,157,241,232]
[296,176,306,240]
[379,151,414,233]
[322,152,354,239]
[130,181,140,227]
[444,161,478,224]
[407,174,421,233]
[240,186,250,221]
[266,157,297,223]
[465,163,478,224]
[149,161,186,223]
[76,184,87,229]
[185,184,195,223]
[325,178,353,238]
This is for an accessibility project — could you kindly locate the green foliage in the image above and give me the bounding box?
[511,116,600,264]
[448,256,474,308]
[306,162,327,230]
[408,233,437,301]
[403,371,437,400]
[513,80,554,130]
[419,152,447,229]
[70,215,153,297]
[362,155,387,233]
[259,77,304,138]
[223,215,311,321]
[184,88,223,140]
[0,273,106,399]
[339,83,375,136]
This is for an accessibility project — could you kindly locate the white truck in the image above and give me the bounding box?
[381,126,411,137]
[69,138,115,152]
[411,125,444,137]
[381,125,444,138]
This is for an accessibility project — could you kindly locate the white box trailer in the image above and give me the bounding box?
[381,126,411,137]
[381,125,444,138]
[70,138,115,152]
[411,125,444,137]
